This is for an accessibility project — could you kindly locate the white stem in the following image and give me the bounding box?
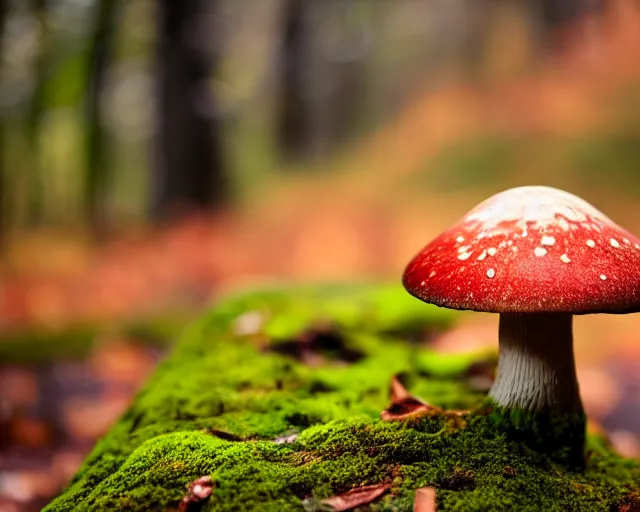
[489,313,583,415]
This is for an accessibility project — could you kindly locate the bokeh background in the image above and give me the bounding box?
[2,0,640,510]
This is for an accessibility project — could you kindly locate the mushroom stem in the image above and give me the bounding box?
[489,313,584,415]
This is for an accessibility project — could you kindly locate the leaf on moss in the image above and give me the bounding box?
[320,483,391,511]
[381,375,442,421]
[414,486,437,512]
[178,476,213,511]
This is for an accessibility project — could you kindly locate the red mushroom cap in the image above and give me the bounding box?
[403,186,640,314]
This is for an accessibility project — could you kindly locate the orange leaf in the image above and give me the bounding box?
[381,376,442,421]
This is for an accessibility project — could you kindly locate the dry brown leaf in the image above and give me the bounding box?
[414,486,437,512]
[381,376,442,421]
[390,374,412,402]
[178,476,214,511]
[321,483,390,511]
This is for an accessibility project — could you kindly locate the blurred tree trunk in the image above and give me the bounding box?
[277,0,369,163]
[277,0,314,161]
[25,0,51,227]
[0,0,6,244]
[322,1,369,152]
[84,0,121,234]
[152,0,228,220]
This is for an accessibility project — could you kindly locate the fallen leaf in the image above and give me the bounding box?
[381,376,442,421]
[414,486,437,512]
[321,483,390,511]
[390,374,412,402]
[178,476,214,511]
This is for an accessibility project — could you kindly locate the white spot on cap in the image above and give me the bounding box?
[610,238,620,248]
[458,245,471,253]
[600,274,607,281]
[487,268,495,278]
[456,236,465,243]
[560,254,571,263]
[477,250,487,261]
[586,239,596,248]
[420,280,426,286]
[534,247,547,257]
[429,270,436,278]
[558,218,570,231]
[541,236,556,246]
[487,247,497,256]
[458,252,472,261]
[623,238,630,244]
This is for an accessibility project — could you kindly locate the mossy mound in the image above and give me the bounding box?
[46,284,639,511]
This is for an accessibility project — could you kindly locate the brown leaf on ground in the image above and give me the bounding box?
[178,476,214,511]
[414,486,437,512]
[381,376,442,421]
[321,483,391,511]
[390,374,412,401]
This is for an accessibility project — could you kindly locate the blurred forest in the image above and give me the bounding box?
[2,0,640,510]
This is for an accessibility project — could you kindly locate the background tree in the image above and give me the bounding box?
[0,0,6,244]
[84,0,122,234]
[152,0,229,220]
[277,0,369,163]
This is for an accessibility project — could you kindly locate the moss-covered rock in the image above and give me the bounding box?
[46,284,639,511]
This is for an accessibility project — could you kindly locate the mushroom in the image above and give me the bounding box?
[402,186,640,464]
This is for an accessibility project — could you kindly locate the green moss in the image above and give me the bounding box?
[488,406,587,469]
[46,284,639,512]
